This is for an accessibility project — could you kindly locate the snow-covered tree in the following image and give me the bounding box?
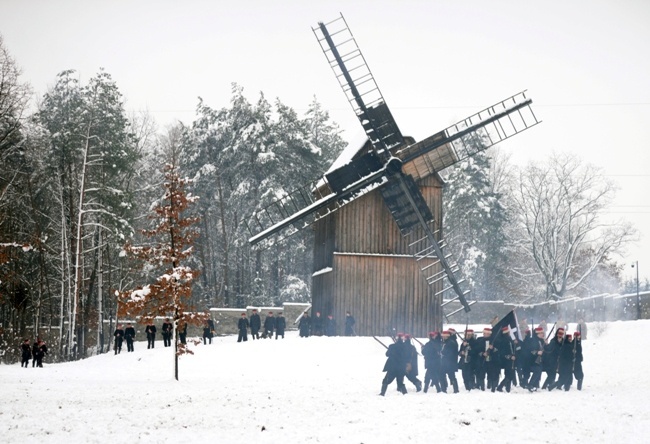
[117,163,208,380]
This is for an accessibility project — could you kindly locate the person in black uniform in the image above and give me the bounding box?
[440,330,459,393]
[495,326,517,392]
[525,327,546,391]
[21,338,32,368]
[403,335,422,392]
[542,328,564,390]
[325,314,337,336]
[203,320,213,344]
[146,322,157,349]
[249,309,261,340]
[519,328,534,388]
[552,333,576,391]
[458,329,476,391]
[114,324,124,354]
[275,312,286,339]
[474,328,495,391]
[263,312,275,339]
[344,311,356,336]
[421,331,442,393]
[379,333,408,395]
[124,323,136,352]
[311,311,324,336]
[162,318,173,347]
[572,331,584,390]
[237,313,249,342]
[34,339,47,367]
[298,312,311,338]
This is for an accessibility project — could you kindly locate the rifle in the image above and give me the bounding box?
[373,336,389,350]
[546,322,557,341]
[293,304,312,325]
[411,336,425,347]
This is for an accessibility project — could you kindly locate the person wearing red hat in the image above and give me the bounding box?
[474,327,494,391]
[458,329,477,391]
[421,332,442,393]
[572,331,584,390]
[524,327,546,391]
[542,327,565,390]
[440,330,459,393]
[552,333,575,391]
[237,313,249,342]
[379,333,408,396]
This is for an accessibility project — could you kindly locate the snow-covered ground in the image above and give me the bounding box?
[2,320,649,443]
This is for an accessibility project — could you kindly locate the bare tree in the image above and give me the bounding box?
[511,153,637,300]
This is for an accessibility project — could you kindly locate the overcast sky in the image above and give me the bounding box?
[2,0,649,282]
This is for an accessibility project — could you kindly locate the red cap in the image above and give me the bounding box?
[574,331,581,337]
[397,333,404,337]
[428,331,438,337]
[404,334,411,339]
[483,327,492,332]
[442,330,450,336]
[557,328,565,335]
[534,327,544,333]
[448,328,456,333]
[501,326,510,332]
[465,329,474,334]
[566,334,573,339]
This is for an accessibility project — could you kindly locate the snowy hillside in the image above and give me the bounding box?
[2,320,649,443]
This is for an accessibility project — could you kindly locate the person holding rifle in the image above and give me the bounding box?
[440,330,459,393]
[495,326,516,393]
[379,333,408,396]
[421,331,442,393]
[525,327,546,391]
[542,328,564,390]
[403,335,422,392]
[572,331,585,390]
[552,332,575,391]
[458,329,477,391]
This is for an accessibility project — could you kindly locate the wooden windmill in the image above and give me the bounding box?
[246,15,540,336]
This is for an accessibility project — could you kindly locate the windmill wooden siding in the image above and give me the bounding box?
[312,158,445,337]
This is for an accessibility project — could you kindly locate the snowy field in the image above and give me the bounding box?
[1,320,649,443]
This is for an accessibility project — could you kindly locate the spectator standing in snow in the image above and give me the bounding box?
[31,338,40,367]
[344,311,356,336]
[179,322,187,345]
[325,314,337,336]
[275,312,286,339]
[146,322,157,349]
[21,338,31,367]
[34,339,47,367]
[124,323,136,352]
[162,318,173,347]
[298,312,311,338]
[237,313,249,342]
[203,320,213,345]
[249,309,261,340]
[311,311,324,336]
[263,312,275,339]
[114,324,125,354]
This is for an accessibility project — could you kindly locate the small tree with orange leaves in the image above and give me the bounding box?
[117,163,208,380]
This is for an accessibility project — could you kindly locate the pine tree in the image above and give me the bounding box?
[117,163,208,380]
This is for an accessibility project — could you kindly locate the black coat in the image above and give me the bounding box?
[298,315,311,336]
[146,324,157,338]
[440,338,458,373]
[458,336,476,366]
[344,315,355,335]
[421,337,442,369]
[238,317,249,331]
[124,327,136,341]
[114,328,124,342]
[557,339,576,374]
[162,322,173,336]
[264,316,276,331]
[312,315,324,334]
[543,337,563,372]
[404,340,419,376]
[383,341,407,374]
[21,342,32,359]
[276,316,286,333]
[325,318,337,336]
[250,314,261,332]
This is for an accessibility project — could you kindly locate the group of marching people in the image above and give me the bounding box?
[380,325,584,395]
[20,337,48,368]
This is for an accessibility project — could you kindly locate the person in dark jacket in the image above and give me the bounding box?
[403,335,422,392]
[495,326,517,392]
[458,329,477,391]
[34,339,47,367]
[249,309,261,340]
[379,333,408,395]
[21,338,31,367]
[552,333,576,391]
[298,312,311,338]
[114,324,124,354]
[542,328,564,390]
[311,312,324,336]
[237,313,249,342]
[421,331,442,393]
[162,318,173,347]
[325,314,337,336]
[146,322,157,349]
[344,311,356,336]
[440,330,459,393]
[203,320,213,344]
[572,331,584,390]
[179,322,187,345]
[525,327,546,391]
[124,323,136,352]
[275,312,286,339]
[263,312,275,339]
[31,338,40,367]
[474,328,496,391]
